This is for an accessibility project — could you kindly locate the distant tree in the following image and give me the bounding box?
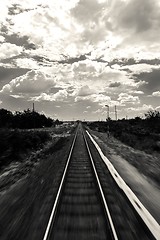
[106,117,111,122]
[144,110,160,133]
[0,108,13,128]
[134,116,142,121]
[14,109,54,128]
[0,108,55,129]
[54,119,59,125]
[145,110,160,120]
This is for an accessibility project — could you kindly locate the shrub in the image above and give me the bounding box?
[0,129,51,168]
[88,117,160,154]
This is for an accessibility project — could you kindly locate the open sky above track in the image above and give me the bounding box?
[0,0,160,120]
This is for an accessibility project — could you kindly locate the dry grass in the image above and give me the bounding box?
[88,128,160,187]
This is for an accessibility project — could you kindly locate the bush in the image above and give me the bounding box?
[0,129,51,168]
[0,108,54,129]
[88,116,160,154]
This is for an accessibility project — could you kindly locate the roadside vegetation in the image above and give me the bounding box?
[87,110,160,154]
[0,107,65,169]
[0,108,55,129]
[0,129,51,169]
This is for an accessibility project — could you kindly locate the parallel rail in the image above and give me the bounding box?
[42,123,158,240]
[42,124,118,240]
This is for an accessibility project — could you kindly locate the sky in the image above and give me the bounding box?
[0,0,160,121]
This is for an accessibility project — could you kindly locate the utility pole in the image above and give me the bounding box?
[115,105,117,120]
[32,102,35,128]
[105,105,109,120]
[33,102,35,112]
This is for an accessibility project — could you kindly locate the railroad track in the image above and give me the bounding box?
[42,123,159,240]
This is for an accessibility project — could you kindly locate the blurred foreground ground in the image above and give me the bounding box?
[0,124,159,239]
[87,128,160,224]
[0,123,75,240]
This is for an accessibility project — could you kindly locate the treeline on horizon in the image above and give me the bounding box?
[112,110,160,133]
[0,108,62,129]
[89,110,160,132]
[88,110,160,153]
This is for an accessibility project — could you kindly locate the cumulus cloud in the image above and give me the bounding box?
[121,63,160,74]
[71,0,109,44]
[97,0,160,62]
[75,93,111,105]
[0,36,5,42]
[118,93,140,105]
[92,109,102,114]
[0,70,55,95]
[0,0,160,119]
[152,91,160,97]
[126,104,153,112]
[76,85,96,97]
[0,43,23,59]
[10,94,24,99]
[2,0,160,63]
[32,89,68,102]
[15,58,40,69]
[7,1,91,59]
[129,90,144,95]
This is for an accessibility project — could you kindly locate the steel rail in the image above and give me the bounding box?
[42,126,78,240]
[82,129,119,240]
[42,124,119,240]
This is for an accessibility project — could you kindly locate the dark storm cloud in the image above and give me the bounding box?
[92,57,108,64]
[0,25,8,34]
[1,23,36,50]
[0,52,35,68]
[139,59,160,65]
[108,58,160,68]
[109,58,136,66]
[71,0,104,25]
[115,0,158,33]
[0,67,30,88]
[109,82,121,88]
[33,55,50,62]
[8,4,33,15]
[32,55,55,65]
[1,54,25,64]
[59,54,87,64]
[32,54,88,65]
[8,4,22,15]
[4,34,36,50]
[48,87,63,94]
[133,69,160,94]
[60,53,108,65]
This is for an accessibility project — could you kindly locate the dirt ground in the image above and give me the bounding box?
[87,128,160,224]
